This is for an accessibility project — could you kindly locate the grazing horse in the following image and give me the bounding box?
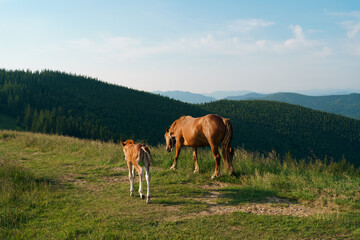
[120,140,152,203]
[164,114,234,179]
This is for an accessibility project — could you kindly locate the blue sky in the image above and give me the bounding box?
[1,0,360,93]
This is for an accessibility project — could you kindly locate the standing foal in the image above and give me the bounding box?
[120,140,152,204]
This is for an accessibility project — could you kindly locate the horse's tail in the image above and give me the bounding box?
[222,118,234,175]
[141,146,153,166]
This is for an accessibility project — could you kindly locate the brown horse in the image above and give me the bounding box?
[164,114,234,179]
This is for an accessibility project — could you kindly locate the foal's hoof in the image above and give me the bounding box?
[193,169,199,174]
[169,165,177,171]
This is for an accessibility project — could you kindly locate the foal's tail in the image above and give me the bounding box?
[141,146,153,166]
[222,118,234,175]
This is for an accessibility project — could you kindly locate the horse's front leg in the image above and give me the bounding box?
[193,147,199,173]
[170,142,182,170]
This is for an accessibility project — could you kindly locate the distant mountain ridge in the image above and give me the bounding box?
[153,90,360,119]
[228,92,360,119]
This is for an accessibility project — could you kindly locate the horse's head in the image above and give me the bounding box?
[164,128,175,152]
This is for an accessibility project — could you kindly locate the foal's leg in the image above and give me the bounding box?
[128,162,134,196]
[170,142,182,170]
[134,164,145,199]
[193,147,199,173]
[144,163,151,204]
[210,145,221,179]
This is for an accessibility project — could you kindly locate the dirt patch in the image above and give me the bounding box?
[110,167,128,172]
[207,198,337,217]
[165,182,339,222]
[102,175,129,184]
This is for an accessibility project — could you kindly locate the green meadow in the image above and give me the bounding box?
[1,130,360,239]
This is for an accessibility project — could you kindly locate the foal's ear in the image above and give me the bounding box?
[166,128,169,133]
[120,141,125,146]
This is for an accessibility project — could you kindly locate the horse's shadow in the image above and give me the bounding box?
[216,187,298,205]
[155,185,297,207]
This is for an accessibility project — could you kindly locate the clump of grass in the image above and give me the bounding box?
[0,159,54,237]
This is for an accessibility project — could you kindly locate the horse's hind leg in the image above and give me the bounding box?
[222,146,235,175]
[193,147,199,173]
[210,145,221,179]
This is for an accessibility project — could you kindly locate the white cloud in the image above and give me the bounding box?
[63,21,331,63]
[330,10,360,19]
[256,40,266,48]
[331,10,360,39]
[67,36,172,61]
[340,21,360,38]
[226,18,274,33]
[283,25,316,49]
[313,46,332,57]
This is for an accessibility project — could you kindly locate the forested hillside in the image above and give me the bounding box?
[201,100,360,166]
[0,69,206,144]
[1,69,360,166]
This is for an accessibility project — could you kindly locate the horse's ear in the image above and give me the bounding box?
[166,128,169,133]
[120,141,125,146]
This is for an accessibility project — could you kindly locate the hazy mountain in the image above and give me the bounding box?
[153,90,216,103]
[225,92,267,100]
[261,92,360,119]
[294,89,360,96]
[202,90,253,99]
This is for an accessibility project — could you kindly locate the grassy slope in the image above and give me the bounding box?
[1,130,360,239]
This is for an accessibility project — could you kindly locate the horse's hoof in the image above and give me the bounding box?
[130,192,134,196]
[146,198,151,204]
[140,194,145,199]
[193,169,199,174]
[211,173,219,179]
[169,166,176,171]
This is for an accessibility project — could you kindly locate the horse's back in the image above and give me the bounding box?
[202,114,227,141]
[180,114,227,146]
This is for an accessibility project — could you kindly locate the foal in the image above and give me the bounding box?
[120,140,152,204]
